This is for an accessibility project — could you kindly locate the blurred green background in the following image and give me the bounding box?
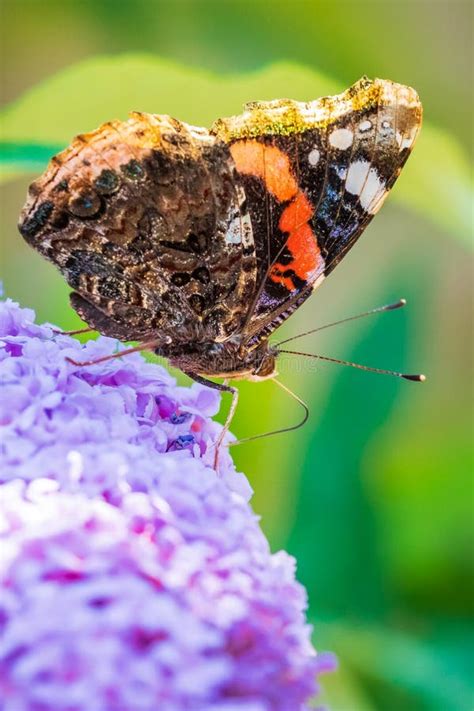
[1,1,472,709]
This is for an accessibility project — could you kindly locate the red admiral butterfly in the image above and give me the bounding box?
[19,77,425,463]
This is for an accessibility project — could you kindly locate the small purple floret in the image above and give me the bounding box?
[0,297,335,710]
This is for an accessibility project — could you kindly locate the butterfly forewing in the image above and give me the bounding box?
[212,77,422,344]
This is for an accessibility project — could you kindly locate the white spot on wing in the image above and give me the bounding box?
[225,216,242,245]
[360,168,387,212]
[359,120,372,132]
[329,127,353,150]
[345,159,387,214]
[346,159,371,195]
[234,183,253,248]
[308,147,320,166]
[396,125,417,151]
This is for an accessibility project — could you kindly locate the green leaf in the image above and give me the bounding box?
[316,621,474,711]
[0,142,62,182]
[394,124,472,245]
[0,55,336,143]
[0,54,471,242]
[287,303,411,618]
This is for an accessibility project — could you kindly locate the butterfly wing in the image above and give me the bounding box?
[19,112,257,345]
[212,77,422,345]
[19,78,421,355]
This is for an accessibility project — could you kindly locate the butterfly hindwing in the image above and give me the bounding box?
[19,113,258,345]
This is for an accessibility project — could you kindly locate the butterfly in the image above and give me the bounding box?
[18,76,424,463]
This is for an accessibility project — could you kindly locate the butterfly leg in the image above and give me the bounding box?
[66,340,161,367]
[185,373,239,472]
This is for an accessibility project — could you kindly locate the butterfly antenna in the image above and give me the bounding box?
[278,349,426,382]
[275,298,407,347]
[228,378,309,447]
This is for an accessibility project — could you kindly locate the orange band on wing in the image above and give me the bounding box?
[230,140,298,202]
[230,139,325,290]
[279,192,314,233]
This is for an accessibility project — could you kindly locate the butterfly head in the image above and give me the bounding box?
[244,341,278,381]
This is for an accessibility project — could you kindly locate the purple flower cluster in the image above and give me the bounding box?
[0,297,334,710]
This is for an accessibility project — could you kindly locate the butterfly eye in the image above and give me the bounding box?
[68,191,102,218]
